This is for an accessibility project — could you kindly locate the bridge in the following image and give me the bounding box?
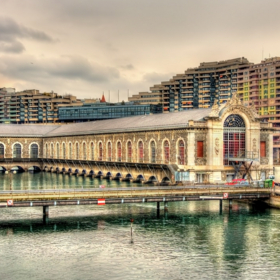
[0,185,272,222]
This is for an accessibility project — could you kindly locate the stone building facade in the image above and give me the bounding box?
[0,94,274,183]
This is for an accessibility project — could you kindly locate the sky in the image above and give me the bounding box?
[1,0,280,102]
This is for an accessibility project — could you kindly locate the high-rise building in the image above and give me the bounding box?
[129,57,252,112]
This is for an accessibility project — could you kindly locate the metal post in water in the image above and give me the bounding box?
[229,199,233,209]
[157,202,160,218]
[130,218,134,243]
[219,199,223,214]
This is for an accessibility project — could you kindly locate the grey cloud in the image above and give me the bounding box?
[0,40,25,53]
[0,54,120,84]
[0,16,55,53]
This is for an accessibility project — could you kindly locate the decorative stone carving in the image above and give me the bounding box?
[196,157,207,165]
[209,100,220,117]
[215,138,219,155]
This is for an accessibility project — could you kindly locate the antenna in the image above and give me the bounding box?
[118,90,119,103]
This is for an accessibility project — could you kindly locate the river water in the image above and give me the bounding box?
[1,172,280,279]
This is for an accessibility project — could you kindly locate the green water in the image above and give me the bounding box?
[0,173,280,279]
[0,172,135,190]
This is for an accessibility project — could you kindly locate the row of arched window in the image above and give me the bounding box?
[0,143,39,159]
[45,140,186,164]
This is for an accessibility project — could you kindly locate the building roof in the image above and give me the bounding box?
[0,108,211,137]
[45,108,211,137]
[0,124,60,137]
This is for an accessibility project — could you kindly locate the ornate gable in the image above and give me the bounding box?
[208,93,260,122]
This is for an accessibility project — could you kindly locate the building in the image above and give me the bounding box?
[0,94,274,183]
[128,57,280,162]
[0,88,82,124]
[58,102,162,122]
[129,57,252,112]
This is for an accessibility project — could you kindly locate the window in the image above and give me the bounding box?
[127,141,132,162]
[83,143,86,160]
[197,141,204,158]
[30,144,38,159]
[56,143,59,158]
[91,142,94,160]
[270,89,275,93]
[260,141,266,157]
[107,142,112,161]
[62,143,66,159]
[45,143,48,158]
[76,143,79,159]
[150,141,156,163]
[99,142,103,160]
[138,141,144,162]
[223,114,246,165]
[69,143,72,159]
[117,142,122,162]
[0,143,4,158]
[164,140,170,163]
[51,143,54,158]
[178,140,185,165]
[13,143,22,159]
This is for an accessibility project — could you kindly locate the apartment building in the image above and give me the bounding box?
[0,88,82,124]
[129,57,252,112]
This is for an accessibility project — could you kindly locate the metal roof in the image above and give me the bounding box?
[0,109,211,137]
[0,124,60,137]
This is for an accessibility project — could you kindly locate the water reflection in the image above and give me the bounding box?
[1,199,280,279]
[0,172,137,191]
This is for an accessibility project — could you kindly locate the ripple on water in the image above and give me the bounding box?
[0,200,280,279]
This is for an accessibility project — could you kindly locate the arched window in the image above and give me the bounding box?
[91,142,94,160]
[164,140,170,163]
[150,141,156,163]
[83,143,86,160]
[0,143,4,158]
[62,143,66,159]
[107,142,112,161]
[117,142,122,162]
[223,114,246,165]
[13,143,21,159]
[178,140,185,165]
[127,141,132,162]
[138,141,144,163]
[69,143,72,159]
[99,142,103,160]
[51,143,54,158]
[56,143,60,159]
[45,143,48,158]
[30,143,38,159]
[76,143,79,159]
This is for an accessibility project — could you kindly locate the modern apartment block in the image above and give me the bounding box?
[0,88,82,124]
[129,57,252,112]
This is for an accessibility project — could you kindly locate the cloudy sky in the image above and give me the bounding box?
[1,0,279,101]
